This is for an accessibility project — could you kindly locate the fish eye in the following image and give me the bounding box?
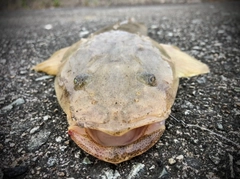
[73,74,90,90]
[148,74,156,86]
[137,73,157,86]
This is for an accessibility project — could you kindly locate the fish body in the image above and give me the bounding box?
[33,19,209,164]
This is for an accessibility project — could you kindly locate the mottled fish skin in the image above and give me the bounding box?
[57,30,177,134]
[33,19,209,164]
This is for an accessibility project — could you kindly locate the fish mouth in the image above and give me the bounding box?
[86,126,148,146]
[68,120,165,164]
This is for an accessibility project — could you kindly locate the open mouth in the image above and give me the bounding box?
[86,126,148,146]
[68,120,165,164]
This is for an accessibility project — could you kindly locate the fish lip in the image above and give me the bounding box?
[71,113,169,136]
[85,126,148,147]
[68,121,165,164]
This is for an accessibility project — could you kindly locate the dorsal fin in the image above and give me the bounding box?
[94,18,147,36]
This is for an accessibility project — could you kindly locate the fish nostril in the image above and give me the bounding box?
[134,99,139,102]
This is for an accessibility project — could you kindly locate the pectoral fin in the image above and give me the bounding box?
[160,44,210,78]
[32,39,84,75]
[32,47,69,75]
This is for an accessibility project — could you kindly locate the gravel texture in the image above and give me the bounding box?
[0,1,240,179]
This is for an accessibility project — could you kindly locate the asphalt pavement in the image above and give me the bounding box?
[0,1,240,179]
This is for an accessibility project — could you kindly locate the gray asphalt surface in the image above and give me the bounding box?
[0,2,240,179]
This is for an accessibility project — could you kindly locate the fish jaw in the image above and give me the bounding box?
[68,121,165,164]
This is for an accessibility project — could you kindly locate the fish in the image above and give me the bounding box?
[33,19,209,164]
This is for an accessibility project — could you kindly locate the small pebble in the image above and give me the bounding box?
[1,98,25,112]
[43,115,50,121]
[9,143,15,147]
[100,168,120,179]
[176,155,184,161]
[59,145,67,151]
[55,136,62,143]
[79,31,89,37]
[197,77,207,84]
[20,70,28,75]
[216,123,224,130]
[21,150,26,154]
[1,104,13,112]
[35,75,53,81]
[192,46,201,50]
[44,24,53,30]
[167,32,173,37]
[12,98,25,106]
[159,167,169,178]
[47,157,57,167]
[36,167,41,171]
[64,140,69,145]
[28,129,51,151]
[21,132,27,137]
[82,157,92,164]
[184,110,191,115]
[30,126,40,134]
[234,87,240,92]
[151,25,158,29]
[5,139,11,143]
[193,139,199,144]
[153,152,159,157]
[57,171,65,177]
[31,156,38,162]
[149,165,155,170]
[168,158,176,165]
[128,163,145,179]
[74,151,81,158]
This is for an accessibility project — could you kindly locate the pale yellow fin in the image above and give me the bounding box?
[32,39,84,76]
[160,44,210,78]
[32,47,69,75]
